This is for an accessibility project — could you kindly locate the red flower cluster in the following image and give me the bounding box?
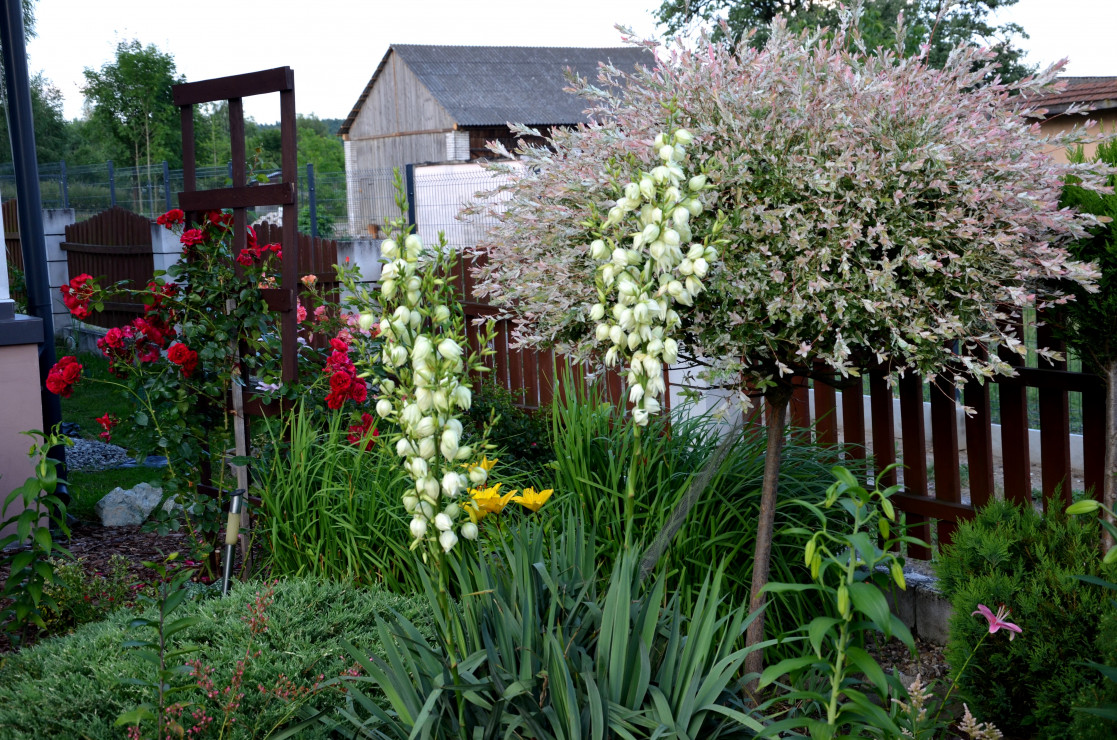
[324,336,367,410]
[168,342,199,377]
[346,413,379,450]
[145,281,179,315]
[60,274,94,320]
[96,413,119,442]
[206,210,233,229]
[46,356,83,398]
[97,315,176,375]
[155,208,185,229]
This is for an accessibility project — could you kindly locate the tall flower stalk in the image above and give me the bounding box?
[587,126,725,543]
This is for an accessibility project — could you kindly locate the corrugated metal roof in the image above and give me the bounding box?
[1024,76,1117,116]
[338,44,653,136]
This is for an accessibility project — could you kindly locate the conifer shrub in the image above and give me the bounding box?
[936,500,1115,738]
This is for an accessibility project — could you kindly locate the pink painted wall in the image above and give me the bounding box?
[0,342,46,542]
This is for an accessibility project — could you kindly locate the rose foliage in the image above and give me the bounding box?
[475,17,1107,395]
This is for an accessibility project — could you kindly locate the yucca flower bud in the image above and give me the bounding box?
[624,182,641,201]
[607,206,623,224]
[685,276,704,296]
[659,145,675,162]
[595,323,611,341]
[433,389,450,412]
[461,522,478,540]
[440,428,460,461]
[663,338,679,365]
[358,312,377,331]
[380,262,399,281]
[403,494,419,512]
[423,475,440,499]
[442,471,463,497]
[451,385,472,410]
[469,465,488,485]
[376,399,393,418]
[415,387,433,411]
[381,279,397,299]
[415,416,436,439]
[693,258,709,278]
[673,129,693,145]
[439,529,458,552]
[381,239,399,258]
[641,223,660,243]
[605,346,619,366]
[404,234,422,257]
[654,132,667,148]
[589,303,606,321]
[409,457,429,478]
[672,206,690,225]
[455,445,473,461]
[410,517,427,539]
[629,383,644,403]
[590,239,609,260]
[633,408,649,426]
[639,176,655,200]
[686,198,703,216]
[609,325,625,346]
[437,338,462,360]
[396,439,415,458]
[434,512,453,531]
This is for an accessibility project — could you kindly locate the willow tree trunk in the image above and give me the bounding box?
[1105,362,1117,551]
[743,386,793,685]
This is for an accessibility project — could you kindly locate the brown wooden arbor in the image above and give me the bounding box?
[171,68,300,579]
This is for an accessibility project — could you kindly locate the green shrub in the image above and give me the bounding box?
[463,378,554,472]
[1072,601,1117,739]
[550,378,852,656]
[936,499,1114,738]
[38,555,132,637]
[0,577,430,739]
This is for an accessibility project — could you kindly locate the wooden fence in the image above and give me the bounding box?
[61,206,154,329]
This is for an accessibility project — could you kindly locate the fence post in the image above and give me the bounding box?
[162,160,172,211]
[404,163,417,230]
[227,161,233,182]
[307,162,318,238]
[59,160,68,209]
[108,160,115,207]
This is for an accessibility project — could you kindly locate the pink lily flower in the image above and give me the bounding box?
[972,603,1023,641]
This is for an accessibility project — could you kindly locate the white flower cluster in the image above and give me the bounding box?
[589,129,719,426]
[373,234,484,552]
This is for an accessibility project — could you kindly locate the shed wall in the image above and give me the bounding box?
[348,53,454,141]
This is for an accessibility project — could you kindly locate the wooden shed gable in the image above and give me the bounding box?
[344,49,455,142]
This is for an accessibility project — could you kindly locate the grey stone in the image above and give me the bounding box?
[877,565,953,645]
[94,482,165,527]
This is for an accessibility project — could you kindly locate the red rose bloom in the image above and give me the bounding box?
[330,337,349,353]
[96,413,119,442]
[180,228,206,246]
[236,249,256,266]
[156,209,185,228]
[60,274,95,320]
[167,342,199,377]
[346,413,379,450]
[46,356,83,398]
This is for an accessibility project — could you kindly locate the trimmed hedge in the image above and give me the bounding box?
[0,577,430,739]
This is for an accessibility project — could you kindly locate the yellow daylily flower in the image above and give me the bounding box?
[461,455,498,472]
[470,483,516,517]
[512,487,554,513]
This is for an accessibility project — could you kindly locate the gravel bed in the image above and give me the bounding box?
[66,438,134,471]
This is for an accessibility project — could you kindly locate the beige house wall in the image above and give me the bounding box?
[1037,109,1117,162]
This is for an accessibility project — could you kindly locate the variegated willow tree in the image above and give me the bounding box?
[473,10,1107,678]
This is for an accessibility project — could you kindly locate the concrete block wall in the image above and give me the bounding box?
[42,208,75,334]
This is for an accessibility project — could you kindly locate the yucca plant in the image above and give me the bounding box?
[303,514,768,738]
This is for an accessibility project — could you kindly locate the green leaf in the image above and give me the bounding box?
[845,646,888,693]
[33,527,52,554]
[808,617,840,658]
[758,655,819,688]
[848,582,892,636]
[115,707,156,726]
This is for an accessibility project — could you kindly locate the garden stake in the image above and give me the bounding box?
[222,489,244,595]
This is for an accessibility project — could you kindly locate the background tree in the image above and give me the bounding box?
[1059,139,1117,548]
[0,73,69,164]
[475,11,1103,679]
[656,0,1034,82]
[81,40,183,171]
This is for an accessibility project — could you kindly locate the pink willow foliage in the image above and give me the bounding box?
[474,19,1109,389]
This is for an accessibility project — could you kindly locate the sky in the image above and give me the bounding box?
[24,0,1117,124]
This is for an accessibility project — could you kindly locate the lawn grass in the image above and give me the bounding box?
[65,467,167,522]
[55,341,134,440]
